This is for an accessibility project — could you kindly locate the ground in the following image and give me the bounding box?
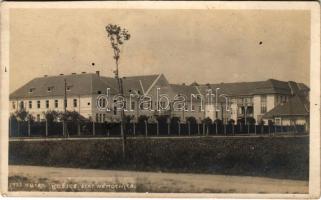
[9,165,308,193]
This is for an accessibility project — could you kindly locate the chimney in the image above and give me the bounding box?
[59,74,64,76]
[81,72,86,74]
[96,71,100,76]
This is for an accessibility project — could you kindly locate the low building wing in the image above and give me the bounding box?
[262,95,309,119]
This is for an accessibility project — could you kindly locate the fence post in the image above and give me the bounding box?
[167,122,170,135]
[206,125,209,136]
[45,120,48,137]
[133,122,136,136]
[247,124,249,135]
[145,120,148,137]
[188,121,191,136]
[197,123,200,135]
[156,121,159,136]
[178,121,181,136]
[202,123,205,136]
[224,124,226,135]
[261,125,263,134]
[232,124,235,135]
[62,121,64,137]
[17,121,20,137]
[215,123,218,135]
[268,125,271,135]
[28,120,31,137]
[93,121,95,136]
[77,121,80,136]
[254,124,256,135]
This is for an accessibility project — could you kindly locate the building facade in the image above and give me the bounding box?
[10,72,309,125]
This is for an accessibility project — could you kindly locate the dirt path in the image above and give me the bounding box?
[9,165,308,193]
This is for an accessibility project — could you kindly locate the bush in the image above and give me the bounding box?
[228,119,235,125]
[213,119,222,125]
[156,115,168,124]
[237,117,256,125]
[203,117,213,125]
[186,116,197,124]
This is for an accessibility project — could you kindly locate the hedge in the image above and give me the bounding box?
[9,136,309,180]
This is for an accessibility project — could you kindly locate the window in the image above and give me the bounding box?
[88,102,90,106]
[161,102,166,109]
[73,99,77,107]
[244,97,252,105]
[54,100,58,108]
[102,114,106,122]
[19,101,24,109]
[275,117,282,126]
[64,99,67,108]
[191,105,195,111]
[47,87,53,92]
[66,86,71,91]
[36,114,40,122]
[37,101,40,108]
[261,95,267,114]
[97,91,101,94]
[12,102,15,109]
[99,98,106,108]
[46,100,49,108]
[96,113,99,122]
[29,88,35,93]
[131,101,135,110]
[29,101,32,109]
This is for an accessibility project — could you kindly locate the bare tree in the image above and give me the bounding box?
[105,24,130,160]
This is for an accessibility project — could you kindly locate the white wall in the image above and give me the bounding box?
[10,95,93,121]
[267,94,276,112]
[253,95,261,122]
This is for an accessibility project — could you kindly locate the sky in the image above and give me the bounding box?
[9,8,310,92]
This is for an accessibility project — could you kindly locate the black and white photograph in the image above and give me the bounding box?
[0,1,320,198]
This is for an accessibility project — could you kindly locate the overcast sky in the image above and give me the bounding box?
[9,9,310,92]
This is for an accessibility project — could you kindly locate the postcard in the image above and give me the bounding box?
[0,1,320,199]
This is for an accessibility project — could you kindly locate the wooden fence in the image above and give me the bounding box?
[9,119,307,138]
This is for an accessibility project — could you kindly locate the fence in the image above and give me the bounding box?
[9,119,308,138]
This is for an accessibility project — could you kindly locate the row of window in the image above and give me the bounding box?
[98,99,199,111]
[29,86,73,93]
[12,99,84,110]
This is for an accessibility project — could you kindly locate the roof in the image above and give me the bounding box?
[262,95,309,118]
[197,79,308,96]
[10,73,162,99]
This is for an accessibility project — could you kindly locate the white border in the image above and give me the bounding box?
[0,1,320,198]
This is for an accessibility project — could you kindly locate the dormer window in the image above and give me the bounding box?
[66,86,72,91]
[97,91,102,94]
[47,86,54,92]
[29,88,35,93]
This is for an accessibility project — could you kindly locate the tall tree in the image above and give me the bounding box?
[105,24,130,160]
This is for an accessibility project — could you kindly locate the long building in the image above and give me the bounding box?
[9,71,309,125]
